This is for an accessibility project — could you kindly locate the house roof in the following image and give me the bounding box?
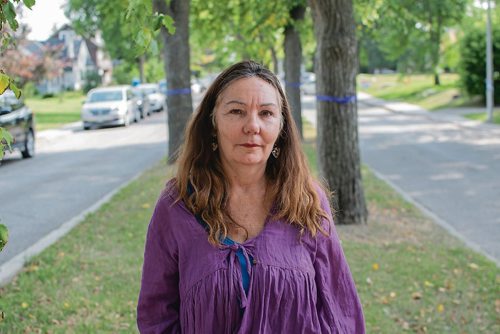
[85,39,98,67]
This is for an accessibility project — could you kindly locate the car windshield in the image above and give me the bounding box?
[88,90,123,102]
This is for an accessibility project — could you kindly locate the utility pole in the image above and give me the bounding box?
[485,0,494,123]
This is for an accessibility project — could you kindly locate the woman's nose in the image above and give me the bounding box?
[243,113,260,134]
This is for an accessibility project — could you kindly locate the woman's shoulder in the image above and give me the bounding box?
[153,178,188,218]
[160,178,179,199]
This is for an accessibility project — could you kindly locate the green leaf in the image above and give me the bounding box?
[162,15,176,35]
[0,127,13,146]
[0,73,10,95]
[153,14,164,31]
[1,126,13,161]
[0,223,9,252]
[22,0,36,9]
[4,2,19,31]
[10,82,21,99]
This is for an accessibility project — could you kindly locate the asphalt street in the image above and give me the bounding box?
[1,92,498,286]
[304,93,500,265]
[0,112,169,283]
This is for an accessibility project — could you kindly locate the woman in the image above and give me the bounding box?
[137,60,365,333]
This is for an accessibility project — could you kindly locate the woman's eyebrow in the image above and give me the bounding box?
[225,100,278,108]
[225,100,246,106]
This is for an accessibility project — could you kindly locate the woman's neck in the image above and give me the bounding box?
[223,163,267,192]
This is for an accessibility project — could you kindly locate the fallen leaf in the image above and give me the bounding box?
[366,277,373,285]
[424,280,434,288]
[412,292,422,300]
[437,304,445,313]
[25,264,39,273]
[141,203,151,209]
[468,263,479,270]
[21,302,29,309]
[389,292,396,298]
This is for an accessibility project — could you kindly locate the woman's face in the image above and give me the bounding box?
[214,77,282,170]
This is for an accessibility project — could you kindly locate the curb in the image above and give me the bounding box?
[0,162,149,287]
[368,169,500,267]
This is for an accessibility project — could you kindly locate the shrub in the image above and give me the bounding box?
[83,70,102,93]
[459,26,500,104]
[21,82,38,98]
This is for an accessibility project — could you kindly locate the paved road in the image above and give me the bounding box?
[304,93,500,265]
[0,112,168,283]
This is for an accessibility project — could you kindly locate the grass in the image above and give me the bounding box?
[26,91,85,131]
[465,110,500,124]
[358,73,470,111]
[0,124,498,332]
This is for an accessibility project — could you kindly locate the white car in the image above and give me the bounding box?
[137,83,166,112]
[81,86,140,130]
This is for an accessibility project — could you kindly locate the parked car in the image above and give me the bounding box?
[81,86,140,130]
[132,88,151,119]
[0,90,35,158]
[137,83,166,112]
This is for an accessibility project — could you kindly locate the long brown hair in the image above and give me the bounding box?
[175,60,330,245]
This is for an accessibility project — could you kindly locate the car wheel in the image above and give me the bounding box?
[83,122,91,130]
[21,129,35,159]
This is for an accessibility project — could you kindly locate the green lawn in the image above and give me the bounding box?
[358,73,470,110]
[465,110,500,124]
[26,91,85,131]
[0,128,498,332]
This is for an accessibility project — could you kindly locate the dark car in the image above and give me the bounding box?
[0,90,35,158]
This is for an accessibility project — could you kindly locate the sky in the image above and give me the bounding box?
[19,0,69,41]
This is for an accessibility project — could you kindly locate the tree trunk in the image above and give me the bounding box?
[284,4,305,139]
[309,0,367,224]
[153,0,193,163]
[430,4,442,86]
[270,45,279,74]
[137,55,145,83]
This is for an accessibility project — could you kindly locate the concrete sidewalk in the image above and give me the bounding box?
[302,93,500,266]
[357,92,499,130]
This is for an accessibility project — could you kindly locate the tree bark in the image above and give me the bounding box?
[309,0,367,224]
[153,0,193,163]
[284,4,305,139]
[270,45,279,74]
[137,55,145,83]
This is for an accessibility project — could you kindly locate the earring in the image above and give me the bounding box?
[212,134,218,151]
[271,146,280,158]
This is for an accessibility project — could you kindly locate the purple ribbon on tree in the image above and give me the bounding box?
[316,94,356,104]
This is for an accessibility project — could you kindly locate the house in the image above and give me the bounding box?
[34,25,112,95]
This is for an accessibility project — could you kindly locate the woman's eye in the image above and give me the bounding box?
[229,109,243,115]
[261,110,274,117]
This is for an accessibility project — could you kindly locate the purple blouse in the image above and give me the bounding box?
[137,181,365,333]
